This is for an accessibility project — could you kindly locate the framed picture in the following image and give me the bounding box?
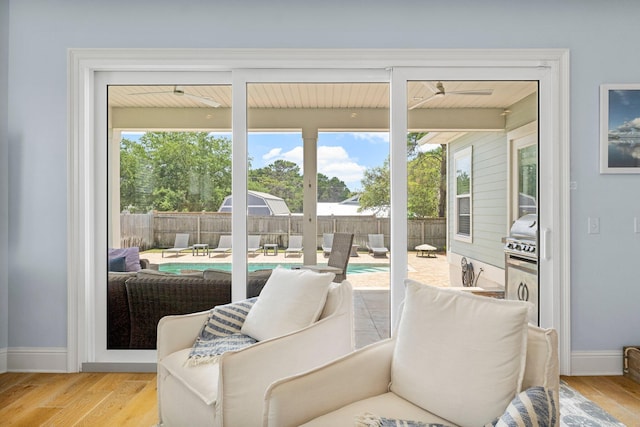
[600,84,640,173]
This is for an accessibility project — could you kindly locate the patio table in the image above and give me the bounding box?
[192,243,209,256]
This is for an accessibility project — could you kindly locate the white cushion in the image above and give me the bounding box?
[300,392,454,427]
[159,348,220,405]
[240,266,334,341]
[390,280,531,427]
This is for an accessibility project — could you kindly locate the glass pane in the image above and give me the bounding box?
[458,215,471,236]
[518,144,537,217]
[107,84,232,350]
[247,82,390,348]
[456,155,471,195]
[458,196,470,214]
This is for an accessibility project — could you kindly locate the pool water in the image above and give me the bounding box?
[159,262,389,275]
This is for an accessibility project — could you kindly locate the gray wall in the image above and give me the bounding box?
[0,0,9,358]
[5,0,640,363]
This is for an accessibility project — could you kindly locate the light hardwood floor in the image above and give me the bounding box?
[1,372,639,426]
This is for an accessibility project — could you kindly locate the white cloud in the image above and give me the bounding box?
[262,148,283,160]
[613,117,640,133]
[351,132,390,144]
[318,146,366,186]
[260,144,367,188]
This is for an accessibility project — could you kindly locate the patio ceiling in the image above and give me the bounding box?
[108,81,537,110]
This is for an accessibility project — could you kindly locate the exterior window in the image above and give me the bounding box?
[517,144,537,218]
[454,147,472,241]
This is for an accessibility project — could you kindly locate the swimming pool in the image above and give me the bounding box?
[159,262,389,275]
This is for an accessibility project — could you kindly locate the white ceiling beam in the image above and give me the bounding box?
[111,107,506,132]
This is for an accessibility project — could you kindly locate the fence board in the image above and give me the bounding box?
[120,212,446,251]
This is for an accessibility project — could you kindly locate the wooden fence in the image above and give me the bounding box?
[120,212,446,251]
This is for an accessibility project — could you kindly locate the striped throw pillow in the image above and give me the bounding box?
[487,386,557,427]
[198,298,258,340]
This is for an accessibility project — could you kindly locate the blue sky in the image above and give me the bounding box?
[246,132,389,191]
[608,89,640,133]
[123,131,390,191]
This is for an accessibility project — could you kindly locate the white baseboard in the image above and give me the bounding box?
[0,347,6,373]
[7,347,67,372]
[0,347,627,376]
[570,350,623,376]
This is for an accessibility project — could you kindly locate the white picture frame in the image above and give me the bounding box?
[600,84,640,174]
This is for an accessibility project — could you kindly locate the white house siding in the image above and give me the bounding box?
[449,131,508,267]
[448,131,508,287]
[447,92,538,288]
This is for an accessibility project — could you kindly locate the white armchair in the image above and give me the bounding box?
[156,276,354,427]
[264,281,560,427]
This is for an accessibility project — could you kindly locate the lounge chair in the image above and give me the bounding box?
[284,235,303,258]
[303,232,354,282]
[210,235,232,257]
[321,233,333,257]
[248,235,262,255]
[367,233,389,257]
[161,233,191,258]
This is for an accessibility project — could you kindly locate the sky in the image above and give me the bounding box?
[124,131,391,191]
[608,89,640,134]
[246,131,389,191]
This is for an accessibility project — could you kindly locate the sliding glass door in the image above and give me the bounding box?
[86,57,563,368]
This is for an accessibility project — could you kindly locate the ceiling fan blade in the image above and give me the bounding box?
[447,89,494,96]
[128,90,173,96]
[182,93,221,107]
[409,94,438,110]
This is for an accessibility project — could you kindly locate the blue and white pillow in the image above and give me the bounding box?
[187,333,257,366]
[354,413,451,427]
[186,298,258,366]
[486,386,557,427]
[198,297,257,340]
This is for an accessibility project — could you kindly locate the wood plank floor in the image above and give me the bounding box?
[1,372,639,426]
[562,375,640,426]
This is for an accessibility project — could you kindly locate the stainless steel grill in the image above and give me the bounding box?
[504,214,539,325]
[504,214,537,260]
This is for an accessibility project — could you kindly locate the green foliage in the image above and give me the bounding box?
[317,173,351,202]
[358,133,447,218]
[359,158,390,215]
[408,149,443,218]
[120,132,231,212]
[249,160,304,212]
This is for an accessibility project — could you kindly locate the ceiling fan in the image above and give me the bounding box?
[409,81,493,110]
[129,86,221,107]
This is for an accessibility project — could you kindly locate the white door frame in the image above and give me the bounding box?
[68,48,570,373]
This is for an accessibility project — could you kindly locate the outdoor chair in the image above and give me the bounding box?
[284,235,303,258]
[247,235,262,255]
[367,233,389,257]
[303,232,354,282]
[209,235,232,257]
[162,233,191,258]
[321,233,333,257]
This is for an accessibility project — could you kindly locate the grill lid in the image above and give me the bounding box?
[508,214,537,239]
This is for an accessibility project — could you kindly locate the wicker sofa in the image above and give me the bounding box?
[107,268,272,349]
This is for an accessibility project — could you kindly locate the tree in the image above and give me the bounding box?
[358,133,447,218]
[318,173,351,202]
[120,132,232,212]
[359,158,390,215]
[249,160,304,212]
[120,137,152,212]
